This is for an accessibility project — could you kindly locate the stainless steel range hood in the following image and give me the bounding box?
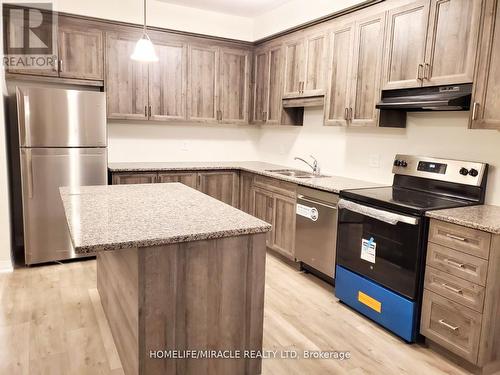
[376,83,472,112]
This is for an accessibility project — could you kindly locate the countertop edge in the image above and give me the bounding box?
[426,210,500,235]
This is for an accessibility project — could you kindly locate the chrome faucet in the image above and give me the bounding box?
[294,155,321,175]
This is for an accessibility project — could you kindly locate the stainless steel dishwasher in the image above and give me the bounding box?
[295,186,339,279]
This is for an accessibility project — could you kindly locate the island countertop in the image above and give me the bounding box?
[60,183,272,253]
[108,161,381,194]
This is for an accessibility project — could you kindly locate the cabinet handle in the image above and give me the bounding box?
[472,102,480,121]
[349,107,353,121]
[262,111,267,121]
[144,105,148,117]
[444,258,465,269]
[59,59,63,73]
[148,105,152,117]
[445,233,467,242]
[424,63,431,80]
[441,283,463,294]
[344,107,349,121]
[438,319,459,332]
[417,64,423,81]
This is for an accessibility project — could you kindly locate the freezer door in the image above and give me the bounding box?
[20,148,107,264]
[16,87,106,147]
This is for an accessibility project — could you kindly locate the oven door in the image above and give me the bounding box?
[336,200,423,300]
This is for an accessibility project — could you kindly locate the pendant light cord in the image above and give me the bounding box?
[143,0,147,34]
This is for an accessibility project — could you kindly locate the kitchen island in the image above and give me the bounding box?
[60,183,272,375]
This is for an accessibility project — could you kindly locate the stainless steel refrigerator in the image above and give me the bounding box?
[14,86,107,265]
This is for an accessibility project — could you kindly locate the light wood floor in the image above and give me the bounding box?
[0,253,471,375]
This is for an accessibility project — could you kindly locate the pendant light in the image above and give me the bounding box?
[131,0,158,62]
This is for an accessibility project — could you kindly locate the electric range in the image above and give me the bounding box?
[335,155,488,342]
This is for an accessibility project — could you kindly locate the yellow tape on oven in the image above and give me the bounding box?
[358,291,382,313]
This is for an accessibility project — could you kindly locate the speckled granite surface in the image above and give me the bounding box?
[60,183,272,253]
[427,205,500,235]
[108,161,380,193]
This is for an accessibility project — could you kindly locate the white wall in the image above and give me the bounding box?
[256,109,500,205]
[253,0,367,40]
[3,0,255,41]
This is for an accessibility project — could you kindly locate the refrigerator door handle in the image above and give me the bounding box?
[24,149,34,199]
[16,89,29,146]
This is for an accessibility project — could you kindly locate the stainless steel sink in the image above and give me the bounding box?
[265,169,329,178]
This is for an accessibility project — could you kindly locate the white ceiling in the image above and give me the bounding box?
[156,0,294,17]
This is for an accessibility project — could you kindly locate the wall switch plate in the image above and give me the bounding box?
[368,154,380,168]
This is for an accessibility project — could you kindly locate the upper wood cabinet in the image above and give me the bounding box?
[470,0,500,130]
[149,39,187,121]
[58,19,104,80]
[383,0,482,90]
[324,22,355,126]
[424,0,482,86]
[283,32,327,98]
[382,1,430,90]
[187,44,219,123]
[349,12,386,127]
[106,32,149,120]
[219,48,250,124]
[251,44,283,124]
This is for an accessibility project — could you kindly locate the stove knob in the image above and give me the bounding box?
[394,160,402,167]
[469,168,479,177]
[401,161,408,168]
[459,167,469,176]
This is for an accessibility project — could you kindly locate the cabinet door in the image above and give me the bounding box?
[423,0,482,86]
[219,48,250,124]
[157,172,197,189]
[324,22,354,126]
[252,49,270,124]
[58,21,103,80]
[106,32,149,120]
[471,0,500,129]
[382,1,430,89]
[252,187,275,247]
[283,39,305,97]
[149,40,187,121]
[267,46,284,124]
[187,45,219,123]
[239,172,254,214]
[349,13,386,127]
[304,32,328,95]
[3,9,58,76]
[197,171,239,207]
[112,173,157,185]
[273,194,296,259]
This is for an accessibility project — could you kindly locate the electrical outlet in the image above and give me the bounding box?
[368,154,380,168]
[181,141,189,151]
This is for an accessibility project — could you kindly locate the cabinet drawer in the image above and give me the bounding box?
[426,243,488,286]
[429,219,491,260]
[253,175,296,197]
[421,290,482,364]
[424,266,485,313]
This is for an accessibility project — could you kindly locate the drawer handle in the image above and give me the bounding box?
[445,233,467,242]
[444,258,465,269]
[438,319,459,332]
[442,283,463,294]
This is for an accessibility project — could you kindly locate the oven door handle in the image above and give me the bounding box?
[338,199,420,226]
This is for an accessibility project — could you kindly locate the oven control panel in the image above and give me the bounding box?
[392,155,487,187]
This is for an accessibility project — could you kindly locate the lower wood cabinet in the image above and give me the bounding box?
[197,171,239,207]
[111,172,157,185]
[251,183,296,260]
[157,172,197,189]
[239,172,255,213]
[421,219,500,369]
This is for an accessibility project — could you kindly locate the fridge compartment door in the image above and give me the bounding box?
[20,148,107,264]
[17,87,106,147]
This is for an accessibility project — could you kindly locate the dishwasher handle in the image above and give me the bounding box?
[297,195,338,210]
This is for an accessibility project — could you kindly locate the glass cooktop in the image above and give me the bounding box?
[340,186,476,216]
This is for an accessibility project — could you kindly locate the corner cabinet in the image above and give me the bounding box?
[251,44,283,124]
[470,0,500,130]
[106,31,188,121]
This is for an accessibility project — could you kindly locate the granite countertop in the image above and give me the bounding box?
[108,161,381,194]
[426,205,500,235]
[60,183,272,253]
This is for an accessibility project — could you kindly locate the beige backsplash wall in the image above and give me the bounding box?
[108,109,500,206]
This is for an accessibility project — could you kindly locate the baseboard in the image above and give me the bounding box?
[0,260,13,273]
